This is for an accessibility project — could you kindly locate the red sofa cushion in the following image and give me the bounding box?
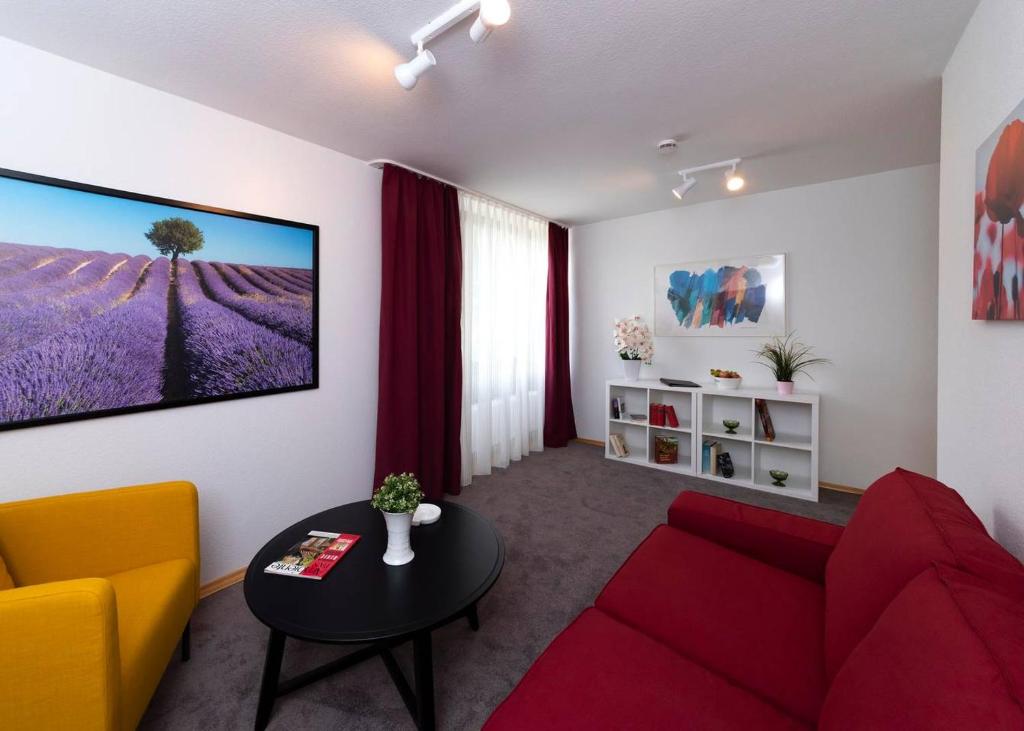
[819,565,1024,730]
[484,607,808,731]
[824,467,1024,678]
[668,490,844,582]
[595,525,826,723]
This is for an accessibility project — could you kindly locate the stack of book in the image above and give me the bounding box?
[649,403,680,427]
[701,439,722,475]
[609,433,630,457]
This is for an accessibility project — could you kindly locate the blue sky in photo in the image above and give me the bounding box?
[0,176,313,269]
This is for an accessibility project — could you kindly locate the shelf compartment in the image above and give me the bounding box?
[753,443,813,495]
[702,394,753,440]
[699,435,752,483]
[609,384,649,422]
[607,421,649,461]
[752,398,813,445]
[649,389,694,430]
[649,428,692,471]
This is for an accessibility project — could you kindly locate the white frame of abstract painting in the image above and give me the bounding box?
[654,254,786,337]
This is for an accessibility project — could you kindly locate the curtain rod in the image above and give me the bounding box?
[366,158,569,229]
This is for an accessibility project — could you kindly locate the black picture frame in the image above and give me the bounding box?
[0,167,319,432]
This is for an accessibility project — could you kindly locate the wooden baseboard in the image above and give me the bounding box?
[199,567,246,599]
[574,438,604,447]
[819,481,865,495]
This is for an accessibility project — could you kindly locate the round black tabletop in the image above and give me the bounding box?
[244,500,504,644]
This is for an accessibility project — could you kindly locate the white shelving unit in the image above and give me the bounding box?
[605,379,820,502]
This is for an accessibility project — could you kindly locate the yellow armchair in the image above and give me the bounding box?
[0,481,199,730]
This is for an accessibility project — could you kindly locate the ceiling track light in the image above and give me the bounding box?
[397,0,511,90]
[671,158,745,201]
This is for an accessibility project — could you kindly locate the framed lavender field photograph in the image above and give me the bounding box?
[0,168,318,431]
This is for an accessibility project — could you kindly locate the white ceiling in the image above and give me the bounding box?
[0,1,978,225]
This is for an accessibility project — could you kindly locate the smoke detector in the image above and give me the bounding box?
[657,139,678,154]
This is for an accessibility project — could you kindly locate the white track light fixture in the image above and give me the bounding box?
[470,0,512,43]
[394,48,437,90]
[725,163,745,192]
[672,158,744,200]
[398,1,512,90]
[672,177,697,200]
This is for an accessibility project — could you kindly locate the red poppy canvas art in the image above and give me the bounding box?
[975,99,1024,320]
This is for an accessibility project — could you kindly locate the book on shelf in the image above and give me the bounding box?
[265,531,361,580]
[629,413,648,423]
[654,435,679,464]
[609,433,630,457]
[650,403,666,426]
[611,398,621,420]
[665,404,680,428]
[701,439,722,474]
[755,399,776,441]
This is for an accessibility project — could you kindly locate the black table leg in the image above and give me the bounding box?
[413,631,435,731]
[255,629,286,731]
[466,602,480,631]
[181,620,191,662]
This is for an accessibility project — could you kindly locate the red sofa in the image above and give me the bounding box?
[485,468,1024,729]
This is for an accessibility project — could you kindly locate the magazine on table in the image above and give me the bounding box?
[264,531,361,580]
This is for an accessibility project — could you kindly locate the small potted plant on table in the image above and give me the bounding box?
[371,472,424,566]
[754,332,830,395]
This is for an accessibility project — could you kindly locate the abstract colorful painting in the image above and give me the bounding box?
[0,168,317,431]
[975,97,1024,320]
[654,254,785,336]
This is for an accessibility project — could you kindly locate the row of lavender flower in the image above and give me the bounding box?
[0,242,314,422]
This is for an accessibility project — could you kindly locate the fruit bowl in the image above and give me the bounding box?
[722,419,740,434]
[769,470,789,487]
[711,369,742,390]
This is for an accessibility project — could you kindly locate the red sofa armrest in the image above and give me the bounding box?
[668,491,844,583]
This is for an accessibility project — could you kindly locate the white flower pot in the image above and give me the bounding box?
[622,360,642,381]
[381,511,415,566]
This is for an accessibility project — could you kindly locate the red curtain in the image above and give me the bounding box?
[374,165,463,500]
[543,223,577,447]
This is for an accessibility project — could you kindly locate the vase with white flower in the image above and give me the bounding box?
[613,315,654,381]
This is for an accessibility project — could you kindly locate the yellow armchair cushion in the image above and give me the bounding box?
[0,553,13,590]
[0,578,120,730]
[107,558,195,730]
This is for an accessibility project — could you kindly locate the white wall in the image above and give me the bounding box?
[572,165,939,490]
[938,0,1024,559]
[0,39,382,582]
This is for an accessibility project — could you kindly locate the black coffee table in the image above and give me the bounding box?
[244,500,504,730]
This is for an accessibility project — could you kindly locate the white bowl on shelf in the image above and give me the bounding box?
[714,376,742,390]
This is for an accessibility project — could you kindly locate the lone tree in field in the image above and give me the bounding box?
[145,217,204,261]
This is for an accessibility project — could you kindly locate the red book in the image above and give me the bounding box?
[666,404,680,428]
[650,403,666,426]
[264,531,361,580]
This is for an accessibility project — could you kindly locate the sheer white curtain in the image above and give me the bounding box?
[459,192,548,486]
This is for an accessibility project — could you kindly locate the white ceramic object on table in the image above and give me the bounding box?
[622,360,642,381]
[714,376,742,390]
[381,511,414,565]
[412,503,441,526]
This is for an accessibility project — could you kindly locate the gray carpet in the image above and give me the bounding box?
[140,442,857,730]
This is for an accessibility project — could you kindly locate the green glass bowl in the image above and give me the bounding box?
[722,419,740,434]
[769,469,789,487]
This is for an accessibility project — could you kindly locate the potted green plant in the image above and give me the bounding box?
[371,472,424,566]
[754,333,830,395]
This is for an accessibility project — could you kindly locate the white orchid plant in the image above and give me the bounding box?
[613,315,654,364]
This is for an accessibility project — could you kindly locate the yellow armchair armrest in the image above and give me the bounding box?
[0,481,199,602]
[0,578,120,731]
